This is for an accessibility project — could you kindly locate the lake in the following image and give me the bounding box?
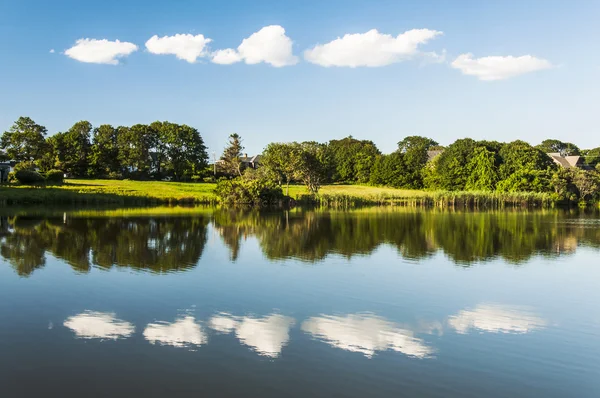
[1,207,599,397]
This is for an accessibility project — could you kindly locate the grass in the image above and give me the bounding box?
[0,179,558,208]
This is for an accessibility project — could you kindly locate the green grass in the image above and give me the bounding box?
[0,179,558,208]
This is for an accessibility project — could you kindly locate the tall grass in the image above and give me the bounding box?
[297,191,556,208]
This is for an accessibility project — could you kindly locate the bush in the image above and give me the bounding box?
[15,170,45,185]
[13,161,37,173]
[107,171,123,180]
[45,170,64,184]
[215,174,284,204]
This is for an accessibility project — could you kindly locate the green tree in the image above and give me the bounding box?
[0,117,48,162]
[327,137,380,183]
[220,133,244,177]
[295,141,328,195]
[432,138,477,190]
[90,124,120,177]
[61,121,92,177]
[397,136,439,188]
[499,140,555,181]
[151,121,208,181]
[117,124,157,179]
[536,139,580,156]
[261,142,298,195]
[369,152,410,188]
[465,146,500,191]
[573,170,599,201]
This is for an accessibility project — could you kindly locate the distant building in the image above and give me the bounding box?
[546,153,586,169]
[239,154,262,169]
[427,150,444,162]
[0,161,16,183]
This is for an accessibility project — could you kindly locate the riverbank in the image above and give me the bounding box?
[0,179,566,208]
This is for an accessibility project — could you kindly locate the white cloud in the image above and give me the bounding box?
[451,53,552,81]
[448,304,547,334]
[64,311,135,340]
[145,33,212,63]
[210,25,298,67]
[49,49,55,54]
[304,28,442,67]
[301,313,433,358]
[143,316,207,348]
[64,38,138,65]
[209,312,295,357]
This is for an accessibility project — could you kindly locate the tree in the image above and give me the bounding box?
[397,136,439,188]
[465,146,500,191]
[117,124,157,179]
[499,140,555,180]
[327,136,380,183]
[369,152,410,188]
[60,120,92,177]
[432,138,477,190]
[261,142,297,195]
[294,142,328,195]
[90,124,120,177]
[573,170,599,201]
[151,121,208,181]
[536,139,580,156]
[0,117,48,162]
[220,133,244,177]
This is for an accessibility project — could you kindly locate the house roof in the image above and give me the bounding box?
[547,153,582,168]
[427,150,444,162]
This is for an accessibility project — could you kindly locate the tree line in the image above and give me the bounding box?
[2,116,600,203]
[0,117,208,181]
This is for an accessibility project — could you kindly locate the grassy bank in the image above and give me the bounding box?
[0,179,559,208]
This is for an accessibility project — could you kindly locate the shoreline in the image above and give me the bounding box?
[0,179,585,208]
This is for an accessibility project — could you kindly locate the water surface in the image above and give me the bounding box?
[1,207,599,397]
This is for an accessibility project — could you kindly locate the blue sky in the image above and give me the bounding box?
[1,0,599,155]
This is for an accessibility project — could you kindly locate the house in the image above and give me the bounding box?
[546,153,586,169]
[0,161,16,183]
[427,150,444,162]
[240,154,262,169]
[216,154,262,170]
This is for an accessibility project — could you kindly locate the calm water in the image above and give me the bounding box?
[1,207,599,397]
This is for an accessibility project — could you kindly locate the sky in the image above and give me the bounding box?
[1,0,599,155]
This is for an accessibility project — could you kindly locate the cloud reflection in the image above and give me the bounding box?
[448,304,546,334]
[301,313,433,358]
[64,311,135,340]
[143,316,207,348]
[209,313,295,358]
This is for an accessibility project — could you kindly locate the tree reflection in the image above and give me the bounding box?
[212,208,600,264]
[2,208,600,276]
[0,213,209,276]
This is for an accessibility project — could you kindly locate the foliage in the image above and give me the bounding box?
[90,124,120,177]
[572,170,599,201]
[465,146,500,191]
[496,169,552,193]
[45,170,64,184]
[431,138,477,190]
[327,136,380,183]
[261,142,298,195]
[536,139,580,156]
[397,135,439,188]
[15,170,45,185]
[0,117,48,162]
[498,140,555,180]
[294,141,329,195]
[214,168,284,204]
[220,133,244,177]
[13,161,37,173]
[369,152,411,188]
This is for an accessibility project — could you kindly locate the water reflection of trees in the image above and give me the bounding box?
[212,209,600,264]
[2,208,600,276]
[0,215,209,276]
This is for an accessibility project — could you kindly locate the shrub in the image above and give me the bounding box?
[45,170,64,184]
[107,171,123,180]
[215,174,284,204]
[13,161,37,173]
[15,170,45,185]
